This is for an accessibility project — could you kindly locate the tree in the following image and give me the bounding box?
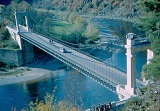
[122,81,160,111]
[137,0,160,55]
[62,70,85,107]
[67,25,86,44]
[74,16,88,28]
[136,0,160,80]
[24,91,79,111]
[0,23,10,40]
[17,1,30,11]
[149,31,160,55]
[85,22,99,43]
[68,13,79,24]
[142,56,160,81]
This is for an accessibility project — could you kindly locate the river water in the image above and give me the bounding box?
[0,18,146,111]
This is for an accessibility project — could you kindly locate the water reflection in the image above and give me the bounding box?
[94,18,145,39]
[0,68,119,110]
[62,69,86,106]
[92,18,147,79]
[27,83,39,100]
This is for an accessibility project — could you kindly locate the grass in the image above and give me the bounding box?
[44,19,73,37]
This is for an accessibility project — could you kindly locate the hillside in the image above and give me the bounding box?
[0,0,143,21]
[32,0,140,19]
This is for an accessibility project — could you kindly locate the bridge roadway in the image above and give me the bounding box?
[8,25,144,92]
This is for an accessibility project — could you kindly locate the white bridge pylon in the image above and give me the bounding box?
[14,9,29,33]
[116,33,153,100]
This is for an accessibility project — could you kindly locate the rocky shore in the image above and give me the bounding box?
[0,57,66,85]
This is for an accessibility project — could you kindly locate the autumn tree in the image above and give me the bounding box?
[85,22,99,43]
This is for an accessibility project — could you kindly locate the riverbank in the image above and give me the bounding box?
[0,57,66,85]
[81,12,139,23]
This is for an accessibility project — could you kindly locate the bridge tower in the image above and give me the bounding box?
[125,33,137,95]
[13,9,35,65]
[125,33,154,96]
[116,33,153,100]
[14,9,29,33]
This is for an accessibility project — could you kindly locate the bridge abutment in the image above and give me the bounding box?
[21,39,35,64]
[6,10,35,65]
[15,10,35,64]
[6,26,35,65]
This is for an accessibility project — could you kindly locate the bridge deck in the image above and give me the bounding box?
[7,25,145,92]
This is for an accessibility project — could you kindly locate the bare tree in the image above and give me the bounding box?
[62,69,85,107]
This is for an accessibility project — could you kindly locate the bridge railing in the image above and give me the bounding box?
[20,32,118,89]
[32,31,127,74]
[23,31,129,80]
[32,31,106,62]
[15,28,123,73]
[21,31,145,85]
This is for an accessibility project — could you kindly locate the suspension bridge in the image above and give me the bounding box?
[6,10,152,100]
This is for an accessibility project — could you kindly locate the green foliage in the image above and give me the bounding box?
[22,89,79,111]
[122,97,140,110]
[136,0,160,80]
[29,11,99,45]
[2,0,99,45]
[0,23,10,41]
[64,25,86,44]
[142,56,160,80]
[140,0,160,12]
[74,16,88,29]
[68,13,79,24]
[85,22,99,42]
[2,0,31,24]
[137,0,160,55]
[149,30,160,55]
[122,81,160,111]
[33,0,139,18]
[0,22,19,49]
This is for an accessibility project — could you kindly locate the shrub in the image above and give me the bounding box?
[68,13,79,24]
[85,22,99,42]
[20,91,79,111]
[122,97,140,110]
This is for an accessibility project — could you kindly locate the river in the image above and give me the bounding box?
[0,18,146,111]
